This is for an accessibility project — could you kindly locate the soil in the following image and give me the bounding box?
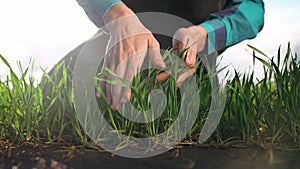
[1,143,300,169]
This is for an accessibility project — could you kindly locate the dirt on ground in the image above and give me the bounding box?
[1,143,300,169]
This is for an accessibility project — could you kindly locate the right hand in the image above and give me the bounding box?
[98,4,166,110]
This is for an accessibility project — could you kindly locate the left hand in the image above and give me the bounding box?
[157,25,207,86]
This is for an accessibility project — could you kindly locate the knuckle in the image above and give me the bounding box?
[176,28,187,33]
[148,37,160,48]
[153,40,160,48]
[175,28,187,37]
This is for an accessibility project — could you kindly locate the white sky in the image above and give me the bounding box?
[0,0,299,81]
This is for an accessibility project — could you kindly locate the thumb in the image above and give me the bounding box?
[149,49,166,69]
[148,40,166,69]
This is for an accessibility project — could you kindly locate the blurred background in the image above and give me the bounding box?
[0,0,299,82]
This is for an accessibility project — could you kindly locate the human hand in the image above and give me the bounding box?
[157,25,207,86]
[98,4,166,110]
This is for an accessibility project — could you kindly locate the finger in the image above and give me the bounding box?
[105,47,118,108]
[185,49,197,66]
[157,71,171,82]
[176,67,196,88]
[110,83,123,111]
[173,38,188,56]
[147,40,166,69]
[172,38,180,52]
[112,49,147,109]
[120,87,131,104]
[110,50,127,110]
[115,67,134,106]
[96,92,101,98]
[172,29,189,60]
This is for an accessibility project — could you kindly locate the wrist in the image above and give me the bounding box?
[103,4,134,25]
[196,25,208,38]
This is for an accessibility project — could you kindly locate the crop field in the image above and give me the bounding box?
[0,44,299,168]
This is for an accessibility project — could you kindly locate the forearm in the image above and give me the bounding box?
[200,0,265,54]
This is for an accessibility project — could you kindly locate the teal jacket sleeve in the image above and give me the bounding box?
[200,0,265,54]
[76,0,264,54]
[76,0,124,27]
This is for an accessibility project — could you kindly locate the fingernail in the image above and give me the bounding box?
[96,92,101,98]
[110,102,118,111]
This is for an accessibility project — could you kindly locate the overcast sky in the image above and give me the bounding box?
[0,0,299,82]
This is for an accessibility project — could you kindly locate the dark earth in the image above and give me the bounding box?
[1,143,300,169]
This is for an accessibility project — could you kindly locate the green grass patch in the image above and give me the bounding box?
[0,43,299,149]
